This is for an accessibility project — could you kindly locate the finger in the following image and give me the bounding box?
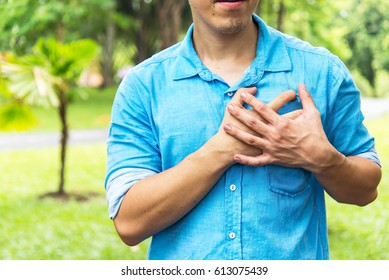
[224,123,266,148]
[241,92,280,125]
[298,84,316,110]
[227,103,269,135]
[232,87,257,106]
[234,153,271,166]
[282,109,303,120]
[267,90,297,112]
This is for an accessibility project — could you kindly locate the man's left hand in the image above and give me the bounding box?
[224,84,339,173]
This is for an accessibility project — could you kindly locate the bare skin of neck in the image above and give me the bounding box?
[193,20,258,86]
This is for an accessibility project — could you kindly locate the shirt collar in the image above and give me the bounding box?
[172,14,291,81]
[172,24,203,81]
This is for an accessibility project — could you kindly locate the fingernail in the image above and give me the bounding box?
[234,156,242,163]
[224,124,231,132]
[228,104,235,112]
[300,84,307,91]
[241,92,247,99]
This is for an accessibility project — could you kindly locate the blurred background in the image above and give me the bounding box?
[0,0,388,260]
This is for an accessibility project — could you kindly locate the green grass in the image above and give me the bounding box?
[29,86,116,131]
[0,144,149,259]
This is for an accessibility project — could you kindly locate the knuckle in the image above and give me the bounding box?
[271,132,282,143]
[227,126,237,136]
[247,136,257,145]
[232,108,240,117]
[253,157,264,166]
[255,103,267,114]
[247,117,258,128]
[277,117,289,130]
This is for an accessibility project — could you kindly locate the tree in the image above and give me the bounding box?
[344,0,389,96]
[256,1,351,60]
[0,0,117,87]
[1,1,192,85]
[0,38,98,197]
[155,0,188,49]
[116,0,190,64]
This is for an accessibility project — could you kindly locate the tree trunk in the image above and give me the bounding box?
[156,0,186,49]
[135,0,149,64]
[56,20,65,43]
[58,91,68,194]
[276,0,285,32]
[101,17,116,88]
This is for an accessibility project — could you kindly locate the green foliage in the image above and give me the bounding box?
[34,38,99,86]
[0,102,37,131]
[257,0,352,61]
[344,0,389,95]
[257,0,388,96]
[0,0,115,54]
[1,38,99,108]
[1,53,59,107]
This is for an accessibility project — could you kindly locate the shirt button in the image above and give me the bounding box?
[230,184,236,191]
[229,232,236,239]
[227,92,234,97]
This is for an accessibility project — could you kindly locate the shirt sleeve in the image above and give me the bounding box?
[324,56,378,159]
[104,74,161,219]
[105,168,157,219]
[355,146,381,167]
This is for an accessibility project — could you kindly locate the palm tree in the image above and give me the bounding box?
[1,38,98,196]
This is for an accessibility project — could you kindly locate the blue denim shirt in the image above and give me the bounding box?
[105,15,380,260]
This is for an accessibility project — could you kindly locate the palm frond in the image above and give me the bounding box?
[0,101,37,131]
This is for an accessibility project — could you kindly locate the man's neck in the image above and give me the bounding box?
[192,20,258,85]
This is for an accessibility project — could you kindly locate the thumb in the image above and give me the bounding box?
[298,84,316,110]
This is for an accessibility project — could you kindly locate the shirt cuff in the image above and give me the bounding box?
[105,168,157,219]
[355,146,381,167]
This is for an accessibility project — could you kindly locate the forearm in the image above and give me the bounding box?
[314,150,381,206]
[114,136,232,246]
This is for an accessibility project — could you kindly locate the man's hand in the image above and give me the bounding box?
[223,84,338,174]
[212,87,301,166]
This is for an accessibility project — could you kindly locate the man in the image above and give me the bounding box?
[105,0,381,259]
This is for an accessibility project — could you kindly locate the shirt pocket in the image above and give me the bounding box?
[266,165,311,197]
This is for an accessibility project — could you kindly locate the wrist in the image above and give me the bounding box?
[200,134,236,168]
[310,145,347,176]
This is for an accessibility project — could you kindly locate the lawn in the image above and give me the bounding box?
[0,144,149,259]
[0,86,388,259]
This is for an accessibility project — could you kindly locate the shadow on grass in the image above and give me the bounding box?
[38,191,102,202]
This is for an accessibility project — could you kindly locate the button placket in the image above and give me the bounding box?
[224,164,243,259]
